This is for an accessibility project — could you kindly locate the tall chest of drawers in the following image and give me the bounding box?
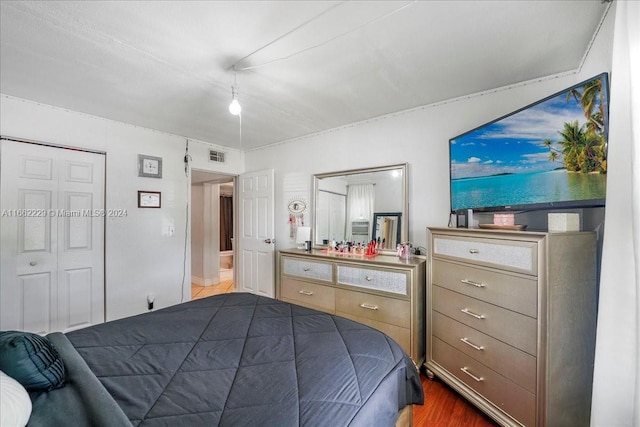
[277,249,426,365]
[426,228,597,427]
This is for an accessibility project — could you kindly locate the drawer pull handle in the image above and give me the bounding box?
[303,267,311,272]
[460,337,484,351]
[359,303,379,311]
[365,276,373,281]
[460,367,484,382]
[469,248,479,254]
[461,308,485,320]
[461,279,485,288]
[298,290,314,296]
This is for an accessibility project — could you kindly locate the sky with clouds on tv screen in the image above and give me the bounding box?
[450,88,592,180]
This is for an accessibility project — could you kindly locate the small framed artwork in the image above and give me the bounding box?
[138,191,161,208]
[138,154,163,178]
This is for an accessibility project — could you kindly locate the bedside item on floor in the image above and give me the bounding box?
[548,213,580,232]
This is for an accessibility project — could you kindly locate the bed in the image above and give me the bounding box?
[3,293,423,426]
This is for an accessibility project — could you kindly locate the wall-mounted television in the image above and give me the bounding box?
[449,72,609,213]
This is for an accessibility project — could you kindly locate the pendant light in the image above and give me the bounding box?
[229,86,241,115]
[228,69,241,116]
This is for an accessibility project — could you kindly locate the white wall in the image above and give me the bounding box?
[245,7,614,253]
[0,95,244,320]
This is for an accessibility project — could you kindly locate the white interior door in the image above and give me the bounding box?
[0,140,105,334]
[237,169,275,297]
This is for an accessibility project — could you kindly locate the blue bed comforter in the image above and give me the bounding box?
[31,293,423,426]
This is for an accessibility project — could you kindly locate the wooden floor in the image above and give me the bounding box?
[191,282,497,427]
[191,278,234,299]
[413,371,499,427]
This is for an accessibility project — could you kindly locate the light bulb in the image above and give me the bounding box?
[228,98,241,115]
[229,98,241,116]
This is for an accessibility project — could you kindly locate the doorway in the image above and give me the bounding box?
[190,170,235,300]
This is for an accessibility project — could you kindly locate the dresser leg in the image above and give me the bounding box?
[426,369,435,380]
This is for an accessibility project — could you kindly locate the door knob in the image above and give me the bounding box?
[264,238,276,244]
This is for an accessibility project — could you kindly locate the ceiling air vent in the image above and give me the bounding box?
[209,150,226,163]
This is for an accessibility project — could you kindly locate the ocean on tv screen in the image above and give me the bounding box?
[449,73,608,212]
[450,169,607,211]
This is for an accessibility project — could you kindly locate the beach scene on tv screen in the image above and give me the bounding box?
[450,75,607,211]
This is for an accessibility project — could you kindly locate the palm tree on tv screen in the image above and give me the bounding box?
[545,77,607,174]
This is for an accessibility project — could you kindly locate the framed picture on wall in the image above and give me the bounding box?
[138,191,161,208]
[138,154,163,178]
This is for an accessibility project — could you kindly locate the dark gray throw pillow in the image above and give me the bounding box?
[0,331,65,391]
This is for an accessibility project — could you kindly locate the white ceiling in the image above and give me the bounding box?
[0,1,610,151]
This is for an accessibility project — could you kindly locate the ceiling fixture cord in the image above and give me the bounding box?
[228,67,241,116]
[231,1,417,72]
[184,139,192,177]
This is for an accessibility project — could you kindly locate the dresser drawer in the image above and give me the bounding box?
[280,277,335,312]
[433,286,537,356]
[432,311,536,393]
[432,259,538,318]
[337,311,410,353]
[336,264,408,296]
[432,235,537,274]
[433,338,535,427]
[335,288,410,327]
[282,256,333,283]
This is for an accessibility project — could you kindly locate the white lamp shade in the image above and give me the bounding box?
[295,226,311,244]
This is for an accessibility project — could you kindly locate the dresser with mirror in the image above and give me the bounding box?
[276,163,426,365]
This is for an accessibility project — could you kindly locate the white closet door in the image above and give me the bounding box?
[0,140,105,333]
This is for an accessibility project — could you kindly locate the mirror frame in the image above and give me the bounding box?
[312,163,408,254]
[372,212,402,248]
